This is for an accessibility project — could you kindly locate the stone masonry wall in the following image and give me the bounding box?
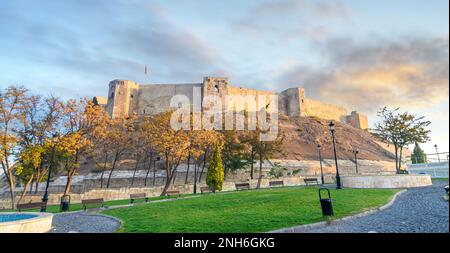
[103,77,369,129]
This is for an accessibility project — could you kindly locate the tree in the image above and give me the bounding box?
[241,130,260,180]
[18,96,63,194]
[412,142,427,164]
[221,130,250,179]
[144,111,190,196]
[131,124,147,187]
[372,107,431,173]
[206,143,224,192]
[0,86,30,209]
[59,98,110,194]
[105,116,135,188]
[254,132,284,189]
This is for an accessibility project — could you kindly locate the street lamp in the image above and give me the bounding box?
[328,121,341,189]
[352,147,359,174]
[153,156,160,186]
[434,144,441,162]
[42,133,59,212]
[317,144,324,184]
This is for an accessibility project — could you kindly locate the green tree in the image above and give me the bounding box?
[206,143,224,192]
[221,130,249,179]
[411,142,427,164]
[372,107,431,173]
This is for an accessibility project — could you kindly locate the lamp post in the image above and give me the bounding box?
[434,144,440,162]
[153,156,160,186]
[317,144,324,184]
[194,163,198,194]
[328,121,341,189]
[352,147,359,174]
[41,133,59,212]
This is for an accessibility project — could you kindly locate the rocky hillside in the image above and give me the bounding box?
[277,116,395,162]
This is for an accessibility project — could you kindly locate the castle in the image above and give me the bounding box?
[94,77,368,130]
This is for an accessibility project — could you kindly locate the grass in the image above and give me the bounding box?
[101,186,399,233]
[432,178,449,182]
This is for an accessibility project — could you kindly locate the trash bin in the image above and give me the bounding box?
[60,195,71,212]
[319,188,334,216]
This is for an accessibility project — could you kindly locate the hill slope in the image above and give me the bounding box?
[277,116,395,162]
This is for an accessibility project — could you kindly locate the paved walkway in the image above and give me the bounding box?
[287,181,449,233]
[51,211,121,233]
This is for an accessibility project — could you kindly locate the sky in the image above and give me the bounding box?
[0,0,448,154]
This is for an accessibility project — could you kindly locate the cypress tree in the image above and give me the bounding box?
[412,142,427,164]
[206,143,224,192]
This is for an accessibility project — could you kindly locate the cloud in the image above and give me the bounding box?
[230,0,353,39]
[0,0,230,94]
[276,36,449,113]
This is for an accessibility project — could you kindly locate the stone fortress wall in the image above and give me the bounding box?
[96,77,369,130]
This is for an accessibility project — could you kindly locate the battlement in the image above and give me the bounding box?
[99,77,369,130]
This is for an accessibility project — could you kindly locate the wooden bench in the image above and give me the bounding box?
[200,186,213,194]
[130,193,149,204]
[269,181,284,187]
[304,178,319,186]
[81,198,104,210]
[166,190,181,198]
[235,183,250,191]
[16,201,47,212]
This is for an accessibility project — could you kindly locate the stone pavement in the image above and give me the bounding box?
[287,181,449,233]
[51,211,121,233]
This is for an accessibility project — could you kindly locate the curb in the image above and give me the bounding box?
[269,189,407,233]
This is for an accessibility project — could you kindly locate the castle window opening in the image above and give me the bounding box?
[110,92,114,99]
[214,81,220,93]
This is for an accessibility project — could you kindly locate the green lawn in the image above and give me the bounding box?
[432,178,449,182]
[102,187,399,233]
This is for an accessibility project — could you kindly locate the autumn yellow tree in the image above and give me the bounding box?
[16,95,64,199]
[59,98,110,194]
[105,116,135,188]
[0,86,30,209]
[144,111,190,196]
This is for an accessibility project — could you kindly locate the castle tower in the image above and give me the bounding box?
[105,80,139,118]
[202,77,229,110]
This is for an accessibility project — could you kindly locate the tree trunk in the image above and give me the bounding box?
[394,145,400,173]
[100,170,105,188]
[160,158,172,196]
[185,153,191,184]
[64,170,75,195]
[153,160,157,186]
[106,154,119,188]
[131,155,141,187]
[8,172,15,210]
[250,150,255,179]
[144,152,153,186]
[18,175,34,205]
[256,150,263,189]
[398,146,404,172]
[198,151,208,183]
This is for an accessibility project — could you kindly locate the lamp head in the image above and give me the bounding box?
[328,121,335,131]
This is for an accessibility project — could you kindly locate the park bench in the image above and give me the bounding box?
[235,183,250,191]
[130,193,149,204]
[304,178,319,186]
[200,186,213,194]
[81,198,104,210]
[166,190,181,198]
[269,180,284,187]
[16,201,47,212]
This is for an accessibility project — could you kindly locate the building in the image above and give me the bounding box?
[94,77,369,130]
